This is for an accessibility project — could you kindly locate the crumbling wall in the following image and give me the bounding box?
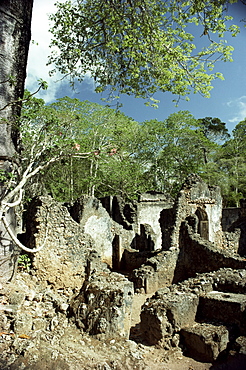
[3,176,246,368]
[101,192,174,253]
[23,196,93,291]
[128,213,246,294]
[67,195,135,267]
[222,229,241,255]
[71,252,134,340]
[173,221,246,283]
[140,268,246,361]
[136,192,174,251]
[221,199,246,257]
[161,174,223,251]
[129,249,179,293]
[0,252,135,368]
[222,208,240,231]
[100,195,137,230]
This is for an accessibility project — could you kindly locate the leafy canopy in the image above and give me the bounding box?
[197,116,230,142]
[48,0,239,105]
[19,93,246,205]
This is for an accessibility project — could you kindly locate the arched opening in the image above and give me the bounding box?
[195,207,209,240]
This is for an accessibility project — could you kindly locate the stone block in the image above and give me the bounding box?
[71,271,134,340]
[14,313,33,336]
[130,249,179,293]
[197,291,246,335]
[180,322,229,362]
[140,291,199,347]
[235,336,246,355]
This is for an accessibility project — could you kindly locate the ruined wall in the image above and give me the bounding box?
[161,174,223,250]
[100,195,137,230]
[22,179,245,295]
[101,193,174,253]
[17,198,136,342]
[3,177,246,367]
[224,199,246,257]
[71,253,134,340]
[67,195,135,267]
[23,196,93,291]
[23,195,137,284]
[130,249,179,294]
[173,221,246,283]
[136,192,174,251]
[222,208,240,231]
[141,268,246,361]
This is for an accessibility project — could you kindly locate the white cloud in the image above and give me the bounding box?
[26,0,59,102]
[26,0,95,103]
[26,0,96,103]
[227,96,246,123]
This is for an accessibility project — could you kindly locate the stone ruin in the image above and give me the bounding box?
[141,268,246,362]
[0,173,245,367]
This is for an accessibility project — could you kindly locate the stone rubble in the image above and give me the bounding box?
[0,174,245,368]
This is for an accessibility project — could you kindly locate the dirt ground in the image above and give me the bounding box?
[1,291,245,370]
[127,293,246,370]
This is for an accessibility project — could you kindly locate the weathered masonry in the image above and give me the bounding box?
[8,173,245,363]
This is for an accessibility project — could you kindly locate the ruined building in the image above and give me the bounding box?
[0,174,245,367]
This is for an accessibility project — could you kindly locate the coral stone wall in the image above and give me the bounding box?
[24,197,93,291]
[162,174,223,250]
[136,192,174,251]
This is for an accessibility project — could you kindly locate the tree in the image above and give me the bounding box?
[19,94,245,207]
[49,0,239,105]
[20,94,95,202]
[138,112,208,194]
[196,116,229,168]
[0,0,34,282]
[24,97,146,201]
[197,117,230,142]
[217,119,246,206]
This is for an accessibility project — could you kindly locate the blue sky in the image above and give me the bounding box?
[26,1,246,133]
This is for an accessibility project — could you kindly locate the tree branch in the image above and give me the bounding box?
[2,213,49,253]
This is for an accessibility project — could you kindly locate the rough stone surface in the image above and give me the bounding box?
[140,268,246,357]
[68,196,135,266]
[227,218,246,257]
[197,291,246,335]
[160,174,224,251]
[140,290,199,347]
[100,195,137,230]
[131,214,245,292]
[222,208,241,231]
[130,249,179,293]
[71,257,134,339]
[180,323,229,362]
[23,196,94,292]
[1,176,246,368]
[173,221,246,283]
[136,192,174,250]
[235,336,246,355]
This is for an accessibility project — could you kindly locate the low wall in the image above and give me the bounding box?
[173,221,246,283]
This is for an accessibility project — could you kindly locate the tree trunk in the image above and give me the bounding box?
[0,0,33,283]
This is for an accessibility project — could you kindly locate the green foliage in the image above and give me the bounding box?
[216,119,246,206]
[0,169,16,183]
[20,93,246,205]
[37,78,48,90]
[48,0,239,105]
[18,254,32,271]
[197,116,230,142]
[139,111,214,195]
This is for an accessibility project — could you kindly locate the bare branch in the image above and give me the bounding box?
[2,213,49,253]
[2,189,23,208]
[0,83,45,112]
